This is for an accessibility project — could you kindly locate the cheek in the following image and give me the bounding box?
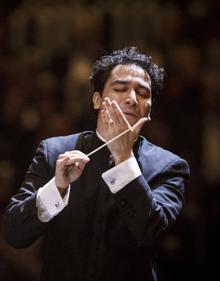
[105,92,123,103]
[140,101,151,115]
[102,90,116,100]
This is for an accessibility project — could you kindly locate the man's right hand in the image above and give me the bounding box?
[55,150,90,195]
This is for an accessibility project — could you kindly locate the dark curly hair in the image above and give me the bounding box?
[90,47,165,100]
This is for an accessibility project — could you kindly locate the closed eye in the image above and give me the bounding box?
[113,87,127,92]
[137,88,151,98]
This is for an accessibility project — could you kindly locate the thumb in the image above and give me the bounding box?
[132,117,149,135]
[77,157,90,171]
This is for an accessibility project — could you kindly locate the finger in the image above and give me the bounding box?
[101,109,109,130]
[56,156,70,171]
[103,98,118,124]
[111,100,131,129]
[58,150,86,160]
[64,150,88,157]
[101,104,115,134]
[58,153,69,160]
[102,101,113,124]
[65,155,89,167]
[132,117,149,135]
[76,158,90,170]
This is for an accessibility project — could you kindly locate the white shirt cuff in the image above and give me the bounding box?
[102,157,141,193]
[36,177,70,222]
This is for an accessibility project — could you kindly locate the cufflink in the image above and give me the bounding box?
[55,201,60,208]
[110,178,115,185]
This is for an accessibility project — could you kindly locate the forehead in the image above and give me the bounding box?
[107,64,151,85]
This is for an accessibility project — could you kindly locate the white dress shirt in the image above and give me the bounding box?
[36,132,142,222]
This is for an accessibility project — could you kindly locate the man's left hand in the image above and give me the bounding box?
[99,97,148,165]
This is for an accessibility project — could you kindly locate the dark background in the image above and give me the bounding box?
[0,0,219,280]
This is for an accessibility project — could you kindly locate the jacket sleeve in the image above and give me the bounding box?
[112,157,190,247]
[3,140,52,248]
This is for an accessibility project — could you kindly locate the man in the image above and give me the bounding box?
[3,47,190,281]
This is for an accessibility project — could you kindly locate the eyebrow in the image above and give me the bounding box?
[110,80,151,92]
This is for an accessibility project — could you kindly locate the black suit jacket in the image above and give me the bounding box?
[3,131,190,281]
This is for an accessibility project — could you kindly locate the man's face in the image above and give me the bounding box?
[93,64,152,126]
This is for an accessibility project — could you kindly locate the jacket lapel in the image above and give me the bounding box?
[136,137,155,184]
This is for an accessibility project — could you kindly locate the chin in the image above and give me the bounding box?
[126,116,139,126]
[129,120,137,127]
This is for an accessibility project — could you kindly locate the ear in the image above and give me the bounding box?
[92,91,102,109]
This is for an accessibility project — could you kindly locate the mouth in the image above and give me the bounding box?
[123,112,138,119]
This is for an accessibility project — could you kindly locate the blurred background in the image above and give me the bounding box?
[0,0,219,280]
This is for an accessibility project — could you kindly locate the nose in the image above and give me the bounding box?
[125,90,137,105]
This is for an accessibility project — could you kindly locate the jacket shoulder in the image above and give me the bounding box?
[44,133,81,154]
[140,137,190,179]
